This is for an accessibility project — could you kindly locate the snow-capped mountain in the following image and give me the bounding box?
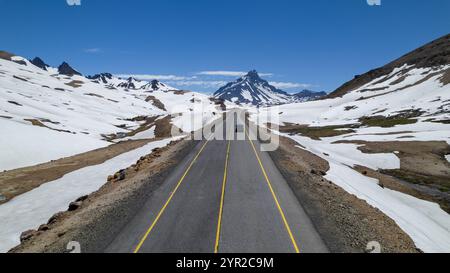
[30,57,49,71]
[250,34,450,253]
[293,89,327,102]
[0,51,219,172]
[87,73,177,92]
[214,70,325,106]
[58,62,82,76]
[214,70,291,105]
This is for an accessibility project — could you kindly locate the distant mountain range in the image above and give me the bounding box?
[213,70,325,106]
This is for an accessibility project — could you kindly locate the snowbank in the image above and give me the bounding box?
[287,133,450,253]
[0,138,176,253]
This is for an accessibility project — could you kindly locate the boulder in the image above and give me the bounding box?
[68,201,83,211]
[20,230,38,243]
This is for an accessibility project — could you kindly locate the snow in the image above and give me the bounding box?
[249,64,450,252]
[0,118,108,171]
[0,138,177,253]
[446,155,450,163]
[289,134,400,170]
[253,65,450,127]
[0,56,221,171]
[324,162,450,253]
[282,132,450,252]
[123,126,155,141]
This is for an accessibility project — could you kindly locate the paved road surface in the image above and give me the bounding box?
[105,110,328,253]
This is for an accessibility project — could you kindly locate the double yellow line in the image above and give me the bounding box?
[133,126,300,253]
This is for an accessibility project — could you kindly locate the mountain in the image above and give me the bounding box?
[87,73,113,84]
[214,70,293,105]
[258,33,449,128]
[30,57,49,71]
[87,74,177,92]
[214,70,325,106]
[139,80,175,92]
[251,34,450,254]
[293,89,327,101]
[58,62,82,76]
[0,51,218,173]
[328,33,450,99]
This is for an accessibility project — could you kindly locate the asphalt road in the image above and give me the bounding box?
[105,111,328,253]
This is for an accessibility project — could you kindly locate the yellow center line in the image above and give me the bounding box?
[245,129,300,254]
[214,140,231,253]
[133,138,211,253]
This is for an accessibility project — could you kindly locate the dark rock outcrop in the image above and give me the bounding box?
[58,62,82,76]
[30,57,49,71]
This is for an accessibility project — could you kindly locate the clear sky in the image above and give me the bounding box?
[0,0,448,93]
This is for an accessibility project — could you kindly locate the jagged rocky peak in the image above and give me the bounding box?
[117,77,141,89]
[58,62,82,76]
[151,80,160,90]
[30,57,49,71]
[294,89,327,100]
[87,73,113,84]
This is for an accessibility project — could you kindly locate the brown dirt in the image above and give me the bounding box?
[9,138,196,253]
[353,165,450,213]
[441,68,450,85]
[145,95,167,111]
[65,80,84,88]
[269,136,419,253]
[339,140,450,211]
[0,139,159,204]
[278,122,356,140]
[24,119,73,134]
[83,93,104,98]
[0,51,14,61]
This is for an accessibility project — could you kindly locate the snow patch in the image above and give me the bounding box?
[0,138,176,253]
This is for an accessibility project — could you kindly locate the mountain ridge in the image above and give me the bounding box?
[214,70,325,106]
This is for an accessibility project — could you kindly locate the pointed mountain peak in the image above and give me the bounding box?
[58,62,82,76]
[30,57,49,71]
[243,70,261,81]
[87,73,113,84]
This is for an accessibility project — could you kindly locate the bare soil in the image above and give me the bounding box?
[338,140,450,212]
[269,136,419,253]
[9,139,196,253]
[0,139,159,204]
[277,122,356,140]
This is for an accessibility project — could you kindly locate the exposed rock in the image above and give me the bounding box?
[58,62,82,76]
[47,212,65,225]
[20,230,38,243]
[38,224,49,232]
[30,57,49,70]
[68,201,83,211]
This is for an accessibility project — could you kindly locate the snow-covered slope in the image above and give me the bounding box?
[87,73,177,92]
[214,70,324,106]
[0,52,219,171]
[250,34,450,252]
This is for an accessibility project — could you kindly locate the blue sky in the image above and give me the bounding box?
[0,0,448,93]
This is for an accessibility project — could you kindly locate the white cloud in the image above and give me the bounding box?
[269,81,313,89]
[115,74,196,81]
[167,80,227,88]
[197,71,273,77]
[84,48,101,53]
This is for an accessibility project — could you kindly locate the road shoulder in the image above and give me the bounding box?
[269,136,418,253]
